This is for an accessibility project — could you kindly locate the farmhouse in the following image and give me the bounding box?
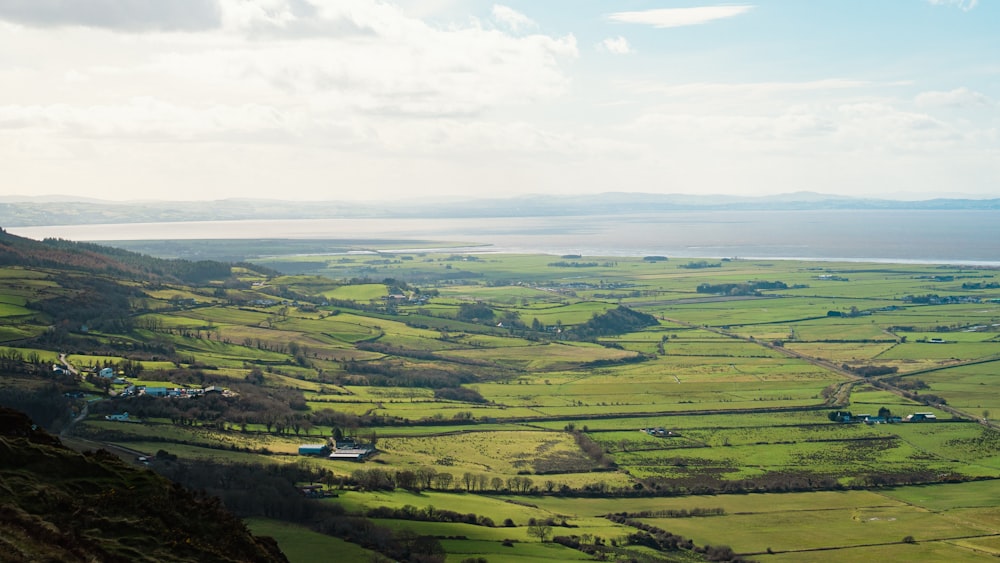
[105,412,130,422]
[298,444,330,456]
[904,412,938,422]
[99,367,114,378]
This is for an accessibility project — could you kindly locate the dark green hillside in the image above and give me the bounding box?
[0,407,287,563]
[0,228,275,283]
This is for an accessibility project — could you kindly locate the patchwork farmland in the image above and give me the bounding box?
[2,241,999,562]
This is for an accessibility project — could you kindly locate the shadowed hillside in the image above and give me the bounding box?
[0,407,288,563]
[0,227,276,283]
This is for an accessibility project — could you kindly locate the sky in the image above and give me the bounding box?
[1,0,998,202]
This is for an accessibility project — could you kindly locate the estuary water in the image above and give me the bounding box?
[9,209,1000,266]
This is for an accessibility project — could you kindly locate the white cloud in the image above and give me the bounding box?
[927,0,979,11]
[491,4,535,33]
[627,98,968,159]
[0,1,581,155]
[608,6,754,29]
[915,87,993,108]
[599,36,632,55]
[0,98,289,140]
[1,0,996,202]
[144,24,578,118]
[0,0,222,31]
[623,79,871,98]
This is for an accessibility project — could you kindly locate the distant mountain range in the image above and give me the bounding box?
[2,192,999,227]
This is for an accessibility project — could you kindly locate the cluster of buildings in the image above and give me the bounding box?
[832,412,936,424]
[298,439,376,461]
[118,385,231,399]
[640,427,679,437]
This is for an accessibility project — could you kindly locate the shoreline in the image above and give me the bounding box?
[8,211,1000,268]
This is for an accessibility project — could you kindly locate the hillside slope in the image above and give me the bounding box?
[0,227,275,282]
[0,407,287,563]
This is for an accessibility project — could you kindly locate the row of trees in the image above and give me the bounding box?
[350,467,541,494]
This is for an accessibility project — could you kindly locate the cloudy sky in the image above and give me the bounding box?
[1,0,997,202]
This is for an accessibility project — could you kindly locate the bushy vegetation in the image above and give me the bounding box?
[569,305,659,339]
[696,280,789,295]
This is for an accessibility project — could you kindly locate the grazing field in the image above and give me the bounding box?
[245,518,375,563]
[3,251,1000,562]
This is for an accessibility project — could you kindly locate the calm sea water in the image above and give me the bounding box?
[9,210,1000,266]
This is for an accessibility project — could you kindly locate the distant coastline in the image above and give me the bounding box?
[8,209,1000,267]
[3,192,1000,228]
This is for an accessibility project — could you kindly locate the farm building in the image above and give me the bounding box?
[99,367,114,378]
[904,412,938,422]
[641,427,679,437]
[329,441,376,461]
[298,484,327,498]
[143,387,168,397]
[105,412,130,422]
[329,447,375,461]
[298,444,330,456]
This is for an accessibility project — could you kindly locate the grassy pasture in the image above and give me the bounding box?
[6,251,1000,562]
[878,479,1000,511]
[786,341,898,362]
[377,430,600,476]
[648,504,990,557]
[0,302,33,317]
[904,362,1000,417]
[784,319,898,342]
[439,539,599,563]
[0,346,60,363]
[245,518,374,563]
[79,419,315,454]
[878,341,1000,362]
[0,267,51,279]
[510,301,614,326]
[322,283,387,301]
[332,489,548,524]
[143,287,218,303]
[437,284,560,304]
[760,539,1000,561]
[439,341,637,371]
[180,306,275,326]
[527,410,835,432]
[527,488,898,516]
[611,437,952,482]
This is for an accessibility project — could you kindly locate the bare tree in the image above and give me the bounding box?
[527,518,552,542]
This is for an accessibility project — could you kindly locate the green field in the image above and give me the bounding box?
[4,252,1000,562]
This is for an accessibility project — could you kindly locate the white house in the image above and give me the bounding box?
[99,367,114,378]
